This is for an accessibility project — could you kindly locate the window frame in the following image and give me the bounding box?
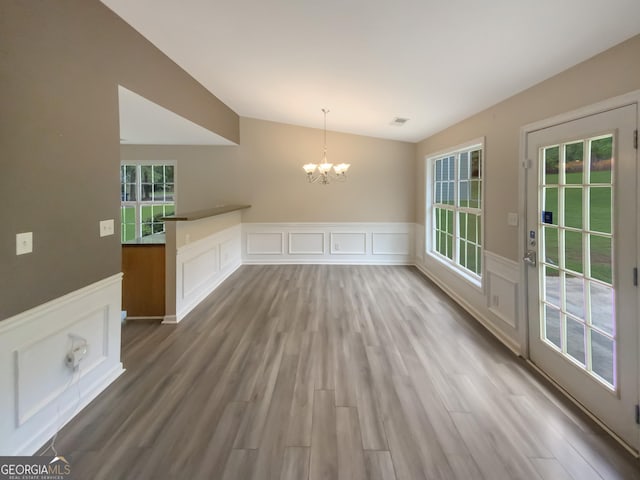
[425,138,485,288]
[120,160,177,242]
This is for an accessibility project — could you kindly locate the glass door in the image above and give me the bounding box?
[525,105,638,450]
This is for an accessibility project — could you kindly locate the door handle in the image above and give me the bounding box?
[523,250,537,266]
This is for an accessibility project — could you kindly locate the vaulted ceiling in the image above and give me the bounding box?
[103,0,640,142]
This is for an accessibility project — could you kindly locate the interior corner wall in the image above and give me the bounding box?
[121,117,417,223]
[0,0,238,320]
[415,33,640,262]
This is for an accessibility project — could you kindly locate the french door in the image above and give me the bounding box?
[525,105,639,450]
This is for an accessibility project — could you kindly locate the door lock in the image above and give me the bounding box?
[523,250,537,266]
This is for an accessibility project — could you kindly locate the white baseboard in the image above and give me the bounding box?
[162,315,178,325]
[0,274,124,455]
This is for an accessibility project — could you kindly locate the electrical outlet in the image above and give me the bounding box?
[16,232,33,255]
[507,213,519,226]
[492,295,500,307]
[334,243,340,251]
[65,334,88,370]
[99,219,114,237]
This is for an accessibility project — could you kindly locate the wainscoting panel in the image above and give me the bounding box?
[330,232,366,255]
[182,247,219,299]
[485,252,520,329]
[246,232,284,255]
[16,306,108,426]
[220,238,239,270]
[0,274,124,455]
[289,232,325,255]
[174,224,242,322]
[242,223,414,264]
[372,232,410,255]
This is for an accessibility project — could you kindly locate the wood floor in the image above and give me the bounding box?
[39,265,639,479]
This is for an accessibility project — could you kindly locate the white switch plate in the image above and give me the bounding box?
[99,219,115,237]
[507,213,519,226]
[16,232,33,255]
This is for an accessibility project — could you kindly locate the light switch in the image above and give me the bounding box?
[507,213,519,226]
[99,219,115,237]
[16,232,33,255]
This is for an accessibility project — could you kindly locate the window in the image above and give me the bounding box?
[428,141,483,282]
[120,162,176,242]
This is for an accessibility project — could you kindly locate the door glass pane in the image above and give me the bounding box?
[590,282,614,335]
[565,141,584,185]
[543,187,558,225]
[589,235,612,284]
[544,146,559,185]
[590,136,613,184]
[591,331,615,385]
[566,317,586,365]
[565,273,584,319]
[564,188,582,229]
[544,266,560,307]
[589,187,611,234]
[564,230,583,274]
[543,227,559,266]
[544,305,562,349]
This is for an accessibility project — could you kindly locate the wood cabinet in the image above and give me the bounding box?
[122,244,165,318]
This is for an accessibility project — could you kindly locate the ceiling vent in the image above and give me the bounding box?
[390,117,409,126]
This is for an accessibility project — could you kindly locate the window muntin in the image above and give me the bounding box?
[120,162,175,242]
[429,144,483,280]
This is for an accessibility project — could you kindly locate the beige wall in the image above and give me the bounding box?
[0,0,238,320]
[416,34,640,261]
[122,117,417,223]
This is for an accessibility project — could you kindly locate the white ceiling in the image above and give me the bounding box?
[104,0,640,143]
[118,86,236,145]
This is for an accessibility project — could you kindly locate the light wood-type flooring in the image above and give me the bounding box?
[39,265,640,479]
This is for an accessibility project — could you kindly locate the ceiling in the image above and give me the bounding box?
[103,0,640,143]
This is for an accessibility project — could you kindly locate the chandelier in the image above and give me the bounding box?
[303,109,350,184]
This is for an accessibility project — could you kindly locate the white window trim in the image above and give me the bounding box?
[121,160,177,241]
[425,137,485,288]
